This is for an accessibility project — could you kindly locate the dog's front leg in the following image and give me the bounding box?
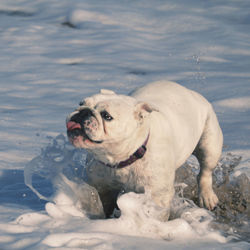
[98,188,121,218]
[147,161,176,221]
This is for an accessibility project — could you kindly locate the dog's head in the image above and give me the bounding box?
[66,89,156,164]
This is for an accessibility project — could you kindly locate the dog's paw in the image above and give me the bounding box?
[198,189,218,210]
[117,192,170,221]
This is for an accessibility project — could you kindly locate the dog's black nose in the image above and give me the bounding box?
[70,109,93,124]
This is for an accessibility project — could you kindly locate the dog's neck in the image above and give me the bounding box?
[89,120,151,167]
[103,133,150,169]
[105,134,149,169]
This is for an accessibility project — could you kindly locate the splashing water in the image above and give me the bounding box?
[23,134,249,247]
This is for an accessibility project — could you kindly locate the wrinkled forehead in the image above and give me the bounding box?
[83,92,136,109]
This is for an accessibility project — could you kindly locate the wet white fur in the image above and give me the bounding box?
[67,81,223,219]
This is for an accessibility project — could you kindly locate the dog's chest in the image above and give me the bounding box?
[85,158,150,193]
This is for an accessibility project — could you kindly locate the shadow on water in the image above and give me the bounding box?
[0,10,34,17]
[0,169,48,211]
[176,153,250,242]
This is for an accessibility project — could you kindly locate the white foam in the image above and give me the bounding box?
[2,140,250,248]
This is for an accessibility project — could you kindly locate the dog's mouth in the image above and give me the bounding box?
[66,109,103,145]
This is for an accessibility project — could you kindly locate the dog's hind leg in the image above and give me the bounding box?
[193,105,223,210]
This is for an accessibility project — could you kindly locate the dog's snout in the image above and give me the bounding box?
[67,107,103,144]
[70,109,94,124]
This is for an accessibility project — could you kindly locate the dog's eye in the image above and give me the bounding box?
[79,100,85,106]
[100,111,113,121]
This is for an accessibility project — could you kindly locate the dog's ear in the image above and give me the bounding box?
[134,102,159,121]
[100,89,116,95]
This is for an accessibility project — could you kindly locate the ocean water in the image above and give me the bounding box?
[0,0,249,249]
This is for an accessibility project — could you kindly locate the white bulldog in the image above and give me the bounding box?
[66,81,223,220]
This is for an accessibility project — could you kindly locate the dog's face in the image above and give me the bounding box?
[66,89,155,164]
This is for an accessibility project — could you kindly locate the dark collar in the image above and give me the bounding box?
[104,133,150,169]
